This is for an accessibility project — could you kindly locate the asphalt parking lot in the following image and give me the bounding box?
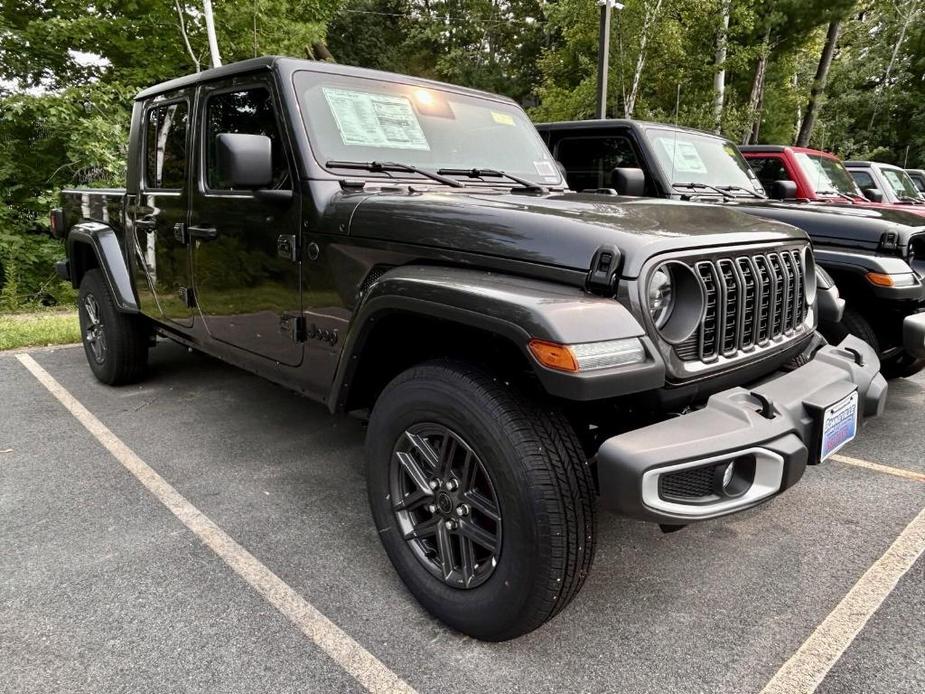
[1,341,922,694]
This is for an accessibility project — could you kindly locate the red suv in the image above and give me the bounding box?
[740,145,925,219]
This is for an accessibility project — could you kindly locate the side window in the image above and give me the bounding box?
[205,86,289,190]
[851,170,876,190]
[145,103,188,189]
[555,135,639,191]
[748,156,790,192]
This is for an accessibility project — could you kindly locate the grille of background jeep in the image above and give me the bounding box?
[675,249,808,362]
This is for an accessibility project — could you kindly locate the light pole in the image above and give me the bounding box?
[595,1,624,119]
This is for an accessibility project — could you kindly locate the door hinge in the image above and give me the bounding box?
[280,313,306,342]
[178,287,196,308]
[277,234,298,262]
[173,223,187,244]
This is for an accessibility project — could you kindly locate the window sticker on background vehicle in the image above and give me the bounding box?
[657,138,707,174]
[534,160,557,177]
[323,87,430,150]
[491,111,515,126]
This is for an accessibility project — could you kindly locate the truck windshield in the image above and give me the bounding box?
[294,71,562,187]
[642,127,765,197]
[793,153,863,197]
[880,167,924,202]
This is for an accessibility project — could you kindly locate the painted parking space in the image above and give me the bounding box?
[2,342,923,693]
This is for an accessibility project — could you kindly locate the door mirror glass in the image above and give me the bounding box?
[610,167,646,196]
[770,179,798,200]
[216,133,273,189]
[862,187,884,203]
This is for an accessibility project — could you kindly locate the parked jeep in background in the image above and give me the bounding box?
[906,168,925,195]
[845,160,925,207]
[51,58,886,641]
[537,120,925,379]
[740,145,925,219]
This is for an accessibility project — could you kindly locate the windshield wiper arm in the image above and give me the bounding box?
[437,167,548,194]
[717,184,766,199]
[671,181,735,199]
[326,160,463,187]
[897,195,924,204]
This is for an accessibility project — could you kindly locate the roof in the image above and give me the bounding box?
[845,160,904,170]
[135,56,516,104]
[535,118,725,139]
[738,145,786,153]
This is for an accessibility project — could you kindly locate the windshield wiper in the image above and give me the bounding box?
[326,160,463,188]
[717,184,766,199]
[897,195,924,205]
[671,181,735,200]
[437,167,548,194]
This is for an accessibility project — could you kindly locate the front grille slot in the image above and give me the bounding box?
[678,247,808,363]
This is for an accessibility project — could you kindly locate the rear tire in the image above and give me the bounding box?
[366,360,596,641]
[880,353,925,380]
[77,269,149,385]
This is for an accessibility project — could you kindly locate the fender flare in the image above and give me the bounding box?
[814,247,925,302]
[328,265,665,410]
[67,221,139,313]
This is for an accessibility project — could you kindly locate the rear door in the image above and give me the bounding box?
[189,76,302,366]
[131,93,195,326]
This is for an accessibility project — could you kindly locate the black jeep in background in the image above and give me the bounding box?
[53,58,886,640]
[537,120,925,379]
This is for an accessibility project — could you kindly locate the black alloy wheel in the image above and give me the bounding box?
[390,423,502,589]
[81,292,107,364]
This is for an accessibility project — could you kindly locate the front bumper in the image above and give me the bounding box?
[596,335,887,524]
[903,311,925,359]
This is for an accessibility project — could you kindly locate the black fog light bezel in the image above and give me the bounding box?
[712,455,757,498]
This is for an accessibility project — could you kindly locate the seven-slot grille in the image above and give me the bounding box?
[676,248,808,362]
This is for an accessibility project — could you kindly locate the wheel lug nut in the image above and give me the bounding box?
[444,479,458,491]
[427,503,437,513]
[444,519,457,530]
[455,504,470,517]
[428,480,439,490]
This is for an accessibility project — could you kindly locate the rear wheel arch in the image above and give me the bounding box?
[66,223,139,313]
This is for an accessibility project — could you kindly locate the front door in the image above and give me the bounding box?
[189,79,302,366]
[131,94,194,326]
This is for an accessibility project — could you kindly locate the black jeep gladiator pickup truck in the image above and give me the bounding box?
[537,120,925,379]
[52,58,886,641]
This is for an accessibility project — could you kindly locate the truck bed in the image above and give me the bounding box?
[60,188,127,234]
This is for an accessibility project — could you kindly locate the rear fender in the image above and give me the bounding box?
[67,221,139,313]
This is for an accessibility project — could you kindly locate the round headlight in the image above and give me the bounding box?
[648,267,674,329]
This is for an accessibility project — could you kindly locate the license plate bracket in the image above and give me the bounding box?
[819,390,859,462]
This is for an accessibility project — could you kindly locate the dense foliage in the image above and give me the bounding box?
[1,0,922,309]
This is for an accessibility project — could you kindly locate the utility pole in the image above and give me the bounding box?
[203,0,222,68]
[595,1,624,119]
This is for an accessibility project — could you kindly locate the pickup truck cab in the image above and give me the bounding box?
[739,145,925,219]
[537,119,925,379]
[845,160,925,207]
[52,59,887,640]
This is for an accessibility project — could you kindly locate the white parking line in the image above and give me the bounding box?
[760,506,925,694]
[16,353,416,694]
[831,453,925,483]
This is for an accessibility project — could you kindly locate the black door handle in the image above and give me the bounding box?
[187,225,219,241]
[134,218,156,229]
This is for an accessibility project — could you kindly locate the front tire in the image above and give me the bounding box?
[366,360,596,641]
[78,269,149,385]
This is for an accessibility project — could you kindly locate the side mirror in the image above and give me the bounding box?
[216,133,273,189]
[862,187,884,203]
[770,179,798,200]
[610,167,646,196]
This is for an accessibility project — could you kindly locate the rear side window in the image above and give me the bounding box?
[555,135,639,191]
[850,170,876,191]
[145,103,188,189]
[204,87,289,190]
[747,156,790,192]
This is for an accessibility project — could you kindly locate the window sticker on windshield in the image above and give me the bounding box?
[534,160,557,177]
[657,138,707,174]
[491,111,515,126]
[323,87,430,151]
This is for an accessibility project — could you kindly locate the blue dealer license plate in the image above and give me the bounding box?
[820,391,859,461]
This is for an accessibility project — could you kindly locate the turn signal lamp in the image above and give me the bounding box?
[529,338,645,373]
[866,272,917,287]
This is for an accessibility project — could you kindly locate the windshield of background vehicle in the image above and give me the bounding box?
[794,153,863,197]
[294,71,562,186]
[643,128,765,195]
[880,167,924,200]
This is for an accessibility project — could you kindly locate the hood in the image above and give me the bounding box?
[346,190,804,278]
[721,199,925,254]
